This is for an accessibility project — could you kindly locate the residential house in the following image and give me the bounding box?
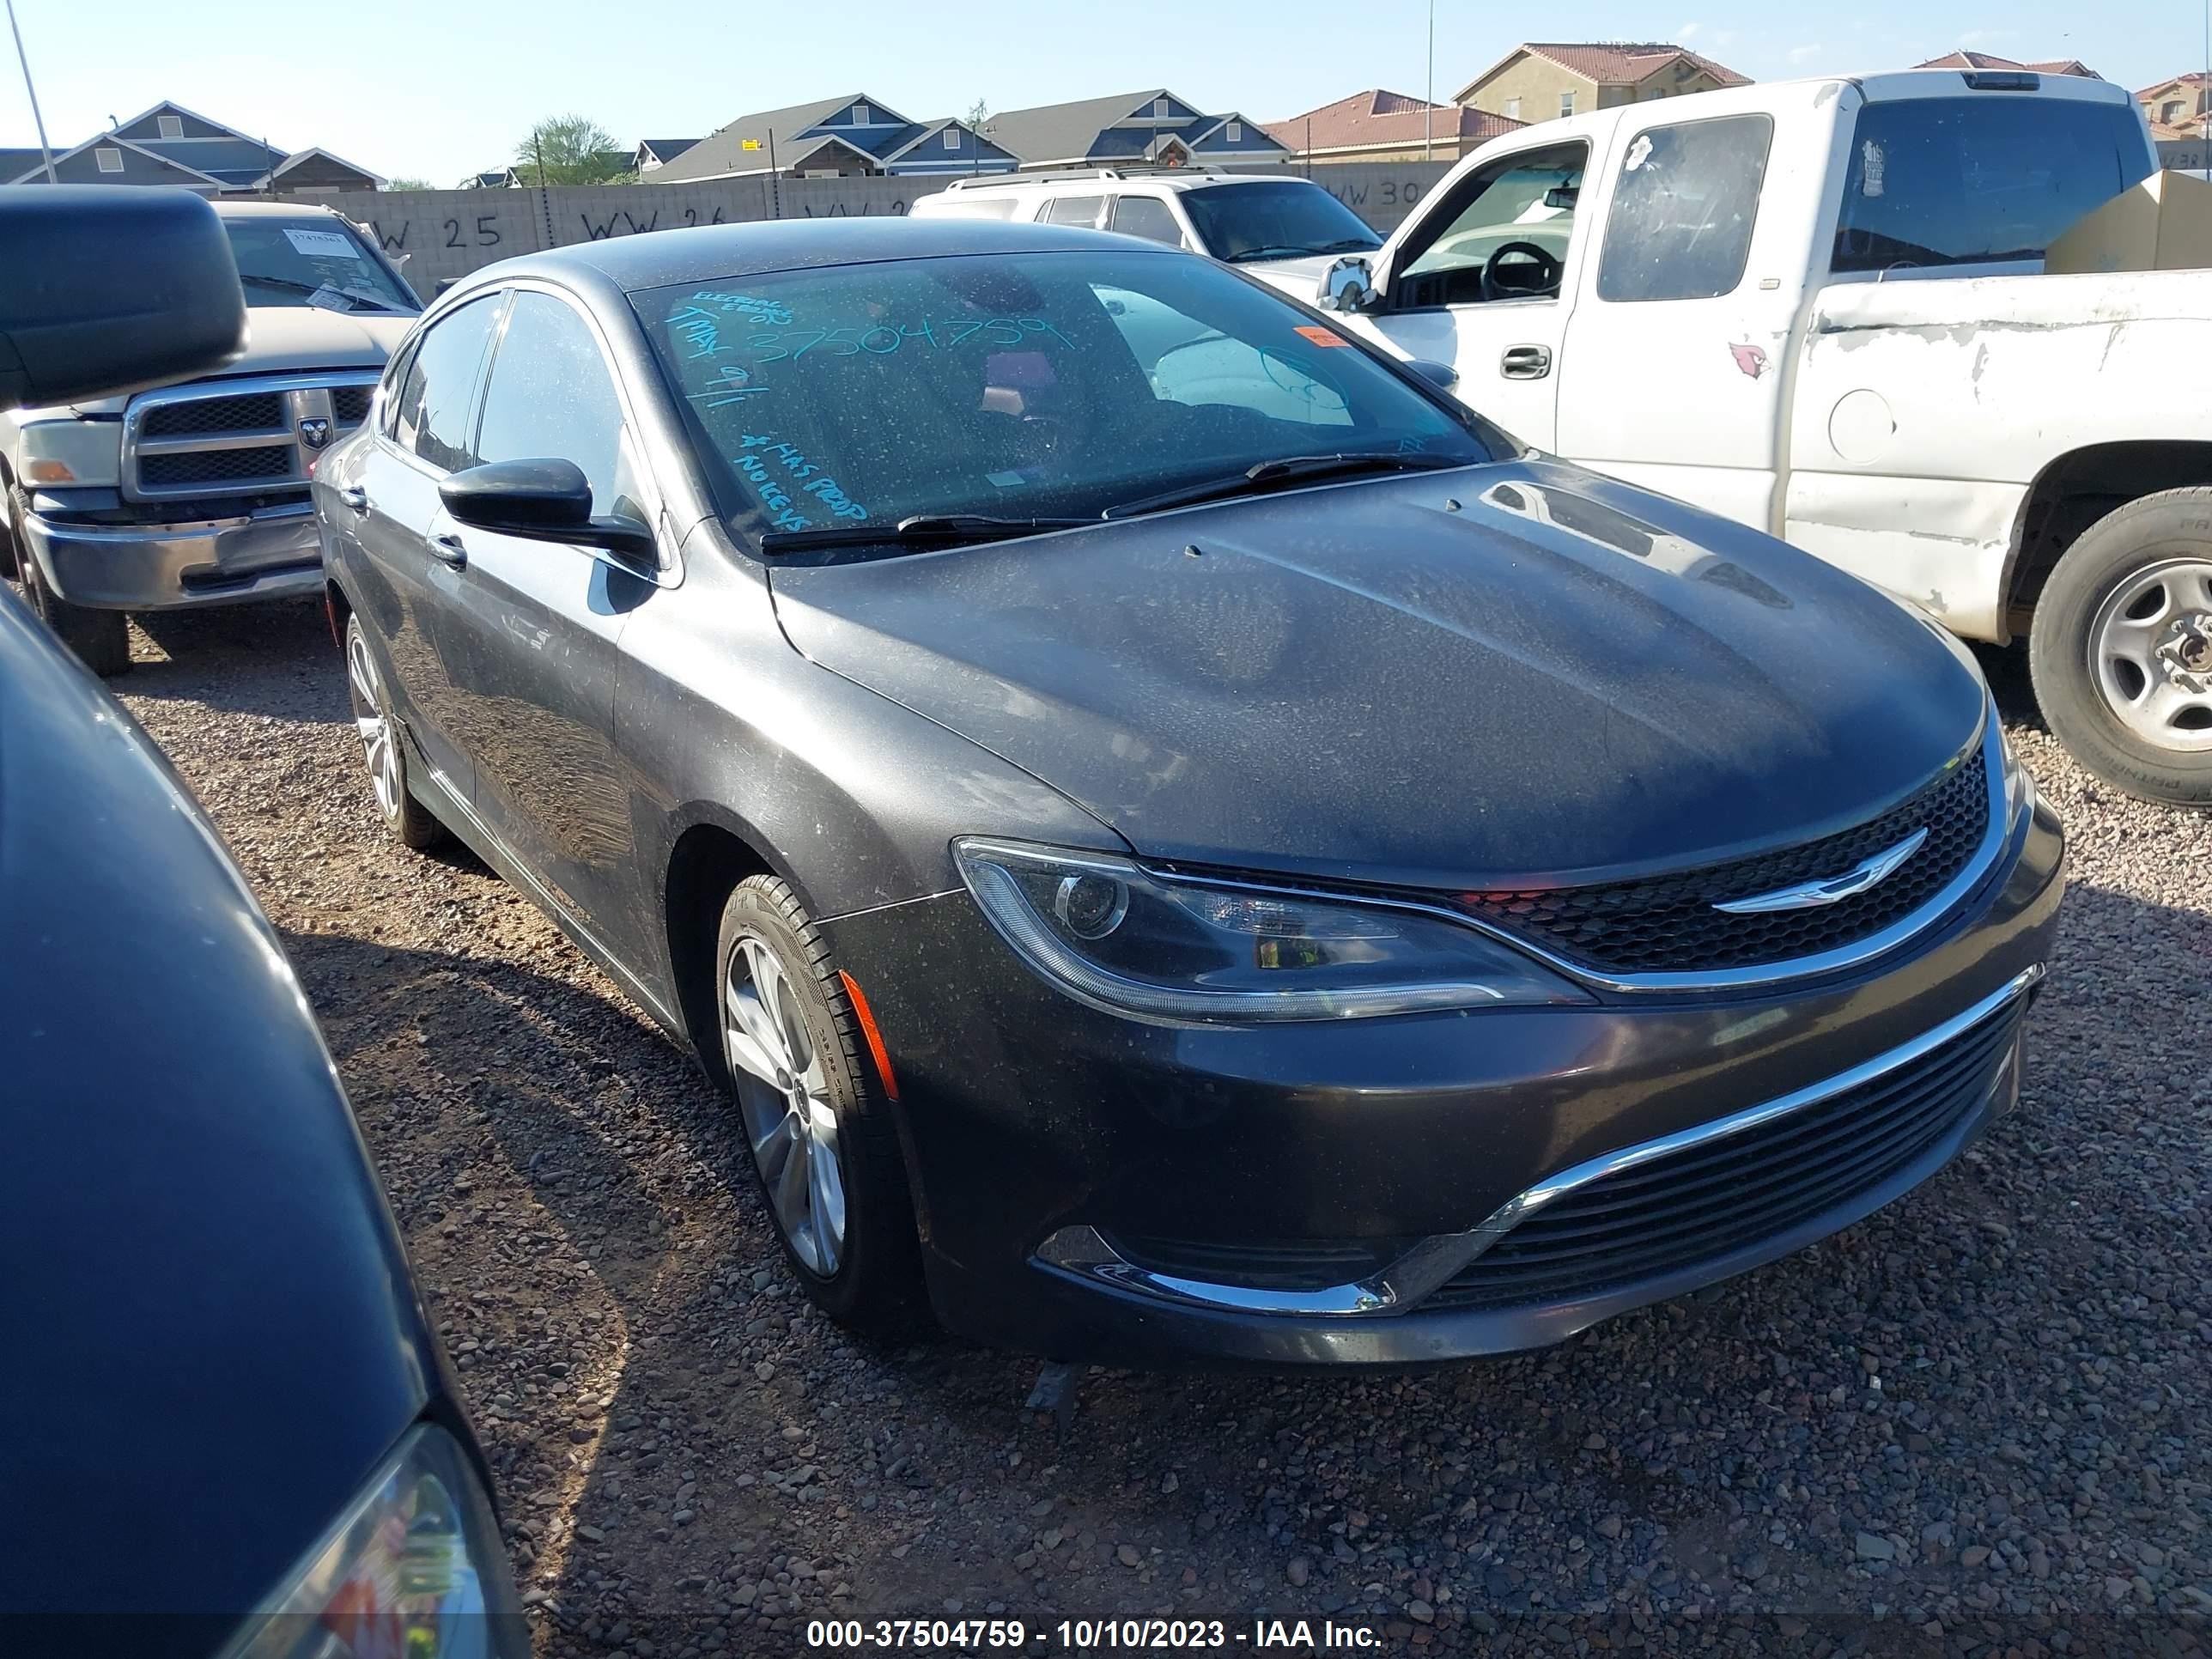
[647,95,1015,182]
[1263,89,1522,164]
[2139,71,2210,138]
[461,169,522,189]
[635,137,700,173]
[1917,50,2102,80]
[2,100,381,193]
[1455,43,1750,125]
[981,89,1291,172]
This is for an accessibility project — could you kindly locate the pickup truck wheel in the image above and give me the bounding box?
[344,612,447,849]
[12,488,131,677]
[713,874,925,1334]
[2030,489,2212,808]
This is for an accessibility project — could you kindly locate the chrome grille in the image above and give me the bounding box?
[1425,994,2025,1314]
[122,370,381,504]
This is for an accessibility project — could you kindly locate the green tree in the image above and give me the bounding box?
[514,116,633,186]
[385,176,434,192]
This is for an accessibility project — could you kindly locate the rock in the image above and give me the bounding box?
[1856,1532,1897,1562]
[1407,1600,1435,1624]
[1961,1546,1991,1568]
[1287,1558,1311,1588]
[1596,1516,1623,1540]
[1117,1545,1142,1569]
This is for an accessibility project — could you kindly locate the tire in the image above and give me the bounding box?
[2029,488,2212,809]
[344,612,448,849]
[13,486,131,677]
[712,873,924,1333]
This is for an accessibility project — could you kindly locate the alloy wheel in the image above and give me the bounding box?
[724,932,848,1276]
[2088,557,2212,751]
[346,625,403,817]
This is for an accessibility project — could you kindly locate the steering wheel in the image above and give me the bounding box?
[1480,240,1564,303]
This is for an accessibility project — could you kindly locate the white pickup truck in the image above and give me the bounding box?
[1318,68,2212,806]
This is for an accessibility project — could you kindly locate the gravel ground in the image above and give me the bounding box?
[116,603,2209,1659]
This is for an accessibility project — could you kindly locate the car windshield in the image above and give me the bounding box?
[1179,181,1382,263]
[634,248,1494,549]
[222,218,418,313]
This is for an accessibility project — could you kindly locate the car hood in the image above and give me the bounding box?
[0,592,442,1628]
[58,305,410,414]
[1243,252,1337,298]
[769,459,1989,890]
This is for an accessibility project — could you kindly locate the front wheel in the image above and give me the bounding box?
[2029,489,2212,808]
[712,874,924,1333]
[12,486,130,676]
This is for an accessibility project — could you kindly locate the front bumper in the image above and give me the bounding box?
[825,791,2065,1369]
[21,501,324,611]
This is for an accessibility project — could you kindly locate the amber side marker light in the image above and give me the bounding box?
[838,969,901,1102]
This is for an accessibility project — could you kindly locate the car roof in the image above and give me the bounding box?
[949,171,1311,197]
[210,198,346,220]
[499,216,1183,293]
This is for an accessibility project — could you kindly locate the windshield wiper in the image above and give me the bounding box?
[1223,244,1322,263]
[1103,453,1466,520]
[240,273,403,313]
[758,513,1091,556]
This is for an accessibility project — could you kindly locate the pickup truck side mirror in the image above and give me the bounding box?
[1315,254,1376,314]
[1405,359,1459,392]
[441,459,658,568]
[0,187,246,411]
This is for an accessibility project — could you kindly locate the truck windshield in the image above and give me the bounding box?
[1179,181,1382,263]
[223,218,418,313]
[1832,96,2155,272]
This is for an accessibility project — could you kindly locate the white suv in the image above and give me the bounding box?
[910,168,1381,295]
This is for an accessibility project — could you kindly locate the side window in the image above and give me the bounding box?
[1042,195,1105,228]
[1393,143,1585,308]
[392,295,502,471]
[475,290,646,521]
[379,340,417,438]
[1109,195,1184,246]
[1596,115,1772,302]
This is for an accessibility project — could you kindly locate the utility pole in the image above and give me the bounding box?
[5,0,57,184]
[1424,0,1436,161]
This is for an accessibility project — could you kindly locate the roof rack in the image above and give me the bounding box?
[942,163,1227,191]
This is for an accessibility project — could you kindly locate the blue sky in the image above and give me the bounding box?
[2,0,2198,185]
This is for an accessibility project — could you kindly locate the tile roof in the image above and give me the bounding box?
[1262,88,1522,154]
[1917,49,2101,79]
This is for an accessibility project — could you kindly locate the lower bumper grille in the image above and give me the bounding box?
[1425,995,2024,1313]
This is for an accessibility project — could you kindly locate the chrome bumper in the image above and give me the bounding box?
[21,501,325,611]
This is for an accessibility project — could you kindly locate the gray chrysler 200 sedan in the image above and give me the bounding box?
[315,218,2063,1368]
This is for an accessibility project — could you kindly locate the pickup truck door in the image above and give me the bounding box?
[1549,103,1814,532]
[1353,133,1602,450]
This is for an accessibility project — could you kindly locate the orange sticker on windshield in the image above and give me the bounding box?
[1295,325,1350,347]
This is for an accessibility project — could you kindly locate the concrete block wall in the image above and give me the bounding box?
[322,159,1462,295]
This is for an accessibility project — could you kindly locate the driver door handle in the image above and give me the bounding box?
[428,531,468,569]
[338,484,368,514]
[1500,344,1553,380]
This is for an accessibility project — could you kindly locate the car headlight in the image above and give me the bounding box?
[221,1424,527,1659]
[15,416,122,488]
[955,838,1591,1024]
[1993,697,2034,826]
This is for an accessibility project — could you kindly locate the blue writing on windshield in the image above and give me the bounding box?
[740,434,869,520]
[691,290,795,326]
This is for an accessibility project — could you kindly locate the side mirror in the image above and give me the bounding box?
[1406,359,1459,392]
[1315,253,1376,313]
[0,187,246,410]
[440,459,657,567]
